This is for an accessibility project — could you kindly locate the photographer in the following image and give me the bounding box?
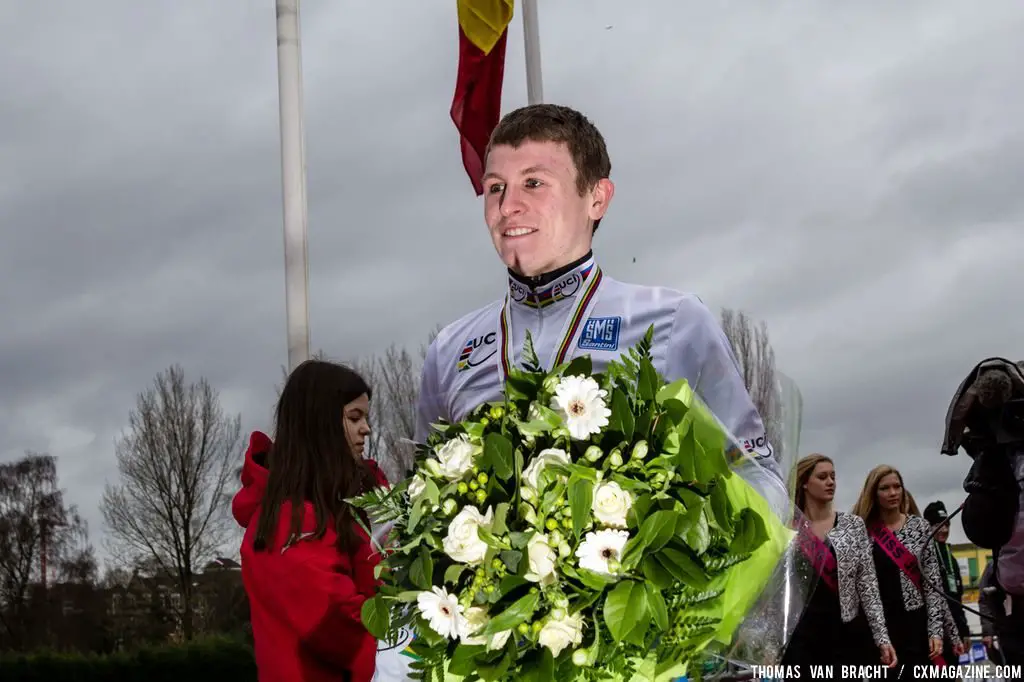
[941,358,1024,665]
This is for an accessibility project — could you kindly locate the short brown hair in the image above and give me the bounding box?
[488,104,612,231]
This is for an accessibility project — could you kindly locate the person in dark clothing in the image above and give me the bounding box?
[923,501,970,664]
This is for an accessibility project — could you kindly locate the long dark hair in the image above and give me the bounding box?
[253,359,377,554]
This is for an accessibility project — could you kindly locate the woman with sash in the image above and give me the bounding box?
[782,454,896,673]
[853,465,945,674]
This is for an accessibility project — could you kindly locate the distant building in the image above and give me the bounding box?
[950,542,993,603]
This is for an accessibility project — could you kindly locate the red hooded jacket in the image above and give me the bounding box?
[232,431,388,682]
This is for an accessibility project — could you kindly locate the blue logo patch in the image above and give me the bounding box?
[578,316,621,351]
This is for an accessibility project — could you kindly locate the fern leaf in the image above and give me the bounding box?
[521,329,542,373]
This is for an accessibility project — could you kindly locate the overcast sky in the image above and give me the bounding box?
[2,0,1021,566]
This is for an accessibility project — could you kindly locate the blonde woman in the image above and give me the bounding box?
[852,465,945,674]
[782,455,896,674]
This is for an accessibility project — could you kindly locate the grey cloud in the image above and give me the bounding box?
[2,0,1022,558]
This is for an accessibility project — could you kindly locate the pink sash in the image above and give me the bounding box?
[869,521,946,666]
[868,521,923,590]
[794,521,838,592]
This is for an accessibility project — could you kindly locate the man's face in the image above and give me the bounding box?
[482,140,613,277]
[934,523,950,543]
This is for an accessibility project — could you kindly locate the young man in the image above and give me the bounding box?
[415,104,787,515]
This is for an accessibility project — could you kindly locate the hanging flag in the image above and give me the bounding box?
[451,0,514,195]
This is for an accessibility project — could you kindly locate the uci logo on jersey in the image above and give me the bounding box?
[743,434,774,461]
[457,332,496,372]
[578,316,621,352]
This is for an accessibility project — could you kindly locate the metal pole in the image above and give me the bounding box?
[521,0,544,104]
[275,0,310,371]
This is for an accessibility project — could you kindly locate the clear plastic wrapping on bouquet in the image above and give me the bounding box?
[679,368,820,678]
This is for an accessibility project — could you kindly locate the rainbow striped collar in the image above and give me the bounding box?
[506,257,596,310]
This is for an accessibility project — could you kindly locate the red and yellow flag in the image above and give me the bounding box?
[451,0,514,195]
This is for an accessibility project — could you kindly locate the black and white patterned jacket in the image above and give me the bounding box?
[869,514,945,641]
[826,511,891,647]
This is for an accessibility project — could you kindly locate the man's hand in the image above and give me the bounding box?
[880,643,897,667]
[954,639,966,657]
[983,636,994,650]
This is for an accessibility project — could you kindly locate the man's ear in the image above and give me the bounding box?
[588,178,615,221]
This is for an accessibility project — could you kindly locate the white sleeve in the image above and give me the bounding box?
[667,295,789,517]
[414,337,445,444]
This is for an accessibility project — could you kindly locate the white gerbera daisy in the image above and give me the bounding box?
[550,375,611,440]
[416,586,466,639]
[575,529,630,576]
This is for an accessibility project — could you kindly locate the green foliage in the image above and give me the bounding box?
[358,324,781,681]
[0,635,255,682]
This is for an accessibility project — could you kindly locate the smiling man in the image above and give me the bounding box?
[415,104,787,514]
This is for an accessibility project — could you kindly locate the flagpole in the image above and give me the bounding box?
[521,0,544,104]
[275,0,311,371]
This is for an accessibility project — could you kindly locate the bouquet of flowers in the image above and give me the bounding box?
[350,328,795,682]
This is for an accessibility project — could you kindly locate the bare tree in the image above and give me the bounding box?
[352,344,422,483]
[101,365,241,641]
[719,308,783,463]
[0,452,96,650]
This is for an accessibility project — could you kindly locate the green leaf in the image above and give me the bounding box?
[498,575,528,594]
[517,420,555,437]
[492,503,510,535]
[603,580,646,643]
[645,582,669,631]
[729,507,769,555]
[480,591,540,635]
[641,555,675,590]
[477,647,513,681]
[485,432,514,481]
[409,547,434,590]
[477,526,511,550]
[682,502,711,554]
[564,462,600,481]
[609,389,635,441]
[443,564,467,585]
[505,374,535,402]
[509,531,531,549]
[360,595,390,639]
[638,359,659,402]
[634,404,656,440]
[447,643,486,676]
[709,480,734,533]
[658,546,710,589]
[660,398,689,426]
[628,494,654,528]
[621,509,682,568]
[568,475,594,540]
[563,355,593,379]
[562,565,618,591]
[675,427,698,483]
[499,549,523,574]
[522,329,542,372]
[520,648,555,682]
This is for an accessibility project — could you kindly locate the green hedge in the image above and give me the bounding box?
[0,635,256,682]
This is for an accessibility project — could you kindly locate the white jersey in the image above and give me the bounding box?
[415,254,788,516]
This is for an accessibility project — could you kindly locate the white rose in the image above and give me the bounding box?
[522,448,570,491]
[435,435,478,480]
[525,533,557,585]
[407,474,427,502]
[461,606,512,650]
[538,611,584,658]
[442,506,493,565]
[592,481,632,528]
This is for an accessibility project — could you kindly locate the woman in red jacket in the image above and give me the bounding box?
[232,360,388,682]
